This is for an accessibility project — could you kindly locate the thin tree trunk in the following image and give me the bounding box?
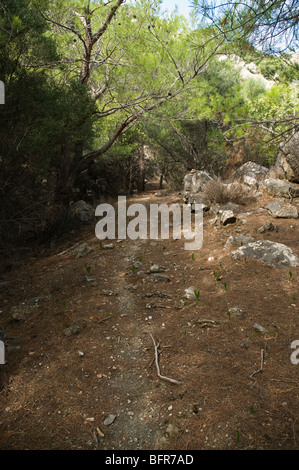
[159,173,163,189]
[136,143,145,192]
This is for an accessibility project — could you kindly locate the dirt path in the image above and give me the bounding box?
[0,188,298,450]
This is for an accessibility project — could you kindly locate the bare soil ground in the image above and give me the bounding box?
[0,186,298,450]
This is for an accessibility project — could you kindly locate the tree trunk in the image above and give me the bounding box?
[159,173,164,189]
[136,143,146,192]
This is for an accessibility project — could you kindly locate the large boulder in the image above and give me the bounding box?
[183,170,212,197]
[231,240,299,268]
[266,199,298,219]
[183,170,213,209]
[273,132,299,183]
[69,200,94,224]
[259,178,299,198]
[228,161,269,186]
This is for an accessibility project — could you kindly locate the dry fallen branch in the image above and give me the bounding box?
[149,333,181,385]
[56,242,80,256]
[97,316,112,324]
[250,349,265,380]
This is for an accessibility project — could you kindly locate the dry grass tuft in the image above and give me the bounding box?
[202,177,255,206]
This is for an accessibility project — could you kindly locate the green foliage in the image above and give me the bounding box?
[194,289,200,300]
[242,77,266,101]
[0,0,96,245]
[257,55,289,81]
[1,73,95,167]
[213,270,222,282]
[192,1,299,55]
[0,0,47,46]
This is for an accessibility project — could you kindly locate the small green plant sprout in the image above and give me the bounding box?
[62,301,66,310]
[131,265,136,273]
[266,272,270,278]
[250,405,254,415]
[213,270,222,282]
[194,289,200,300]
[191,252,195,260]
[139,257,143,263]
[86,265,91,274]
[224,282,227,292]
[99,241,103,250]
[289,271,293,281]
[236,431,240,444]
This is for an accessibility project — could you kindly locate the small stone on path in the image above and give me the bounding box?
[103,414,117,426]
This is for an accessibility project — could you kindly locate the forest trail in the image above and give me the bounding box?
[0,186,298,450]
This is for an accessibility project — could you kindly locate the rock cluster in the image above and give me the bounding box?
[182,133,299,270]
